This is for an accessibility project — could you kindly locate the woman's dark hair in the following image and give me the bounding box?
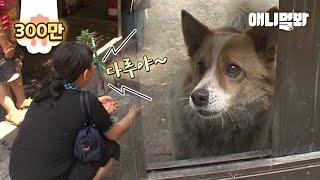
[33,41,93,104]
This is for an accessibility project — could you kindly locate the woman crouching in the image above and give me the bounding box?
[9,41,141,180]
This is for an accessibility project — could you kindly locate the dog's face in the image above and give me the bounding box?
[181,10,277,120]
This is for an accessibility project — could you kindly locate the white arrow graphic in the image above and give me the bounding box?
[102,29,137,62]
[107,83,152,102]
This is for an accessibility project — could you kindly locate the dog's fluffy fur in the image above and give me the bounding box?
[170,1,278,159]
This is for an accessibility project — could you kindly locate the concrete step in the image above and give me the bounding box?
[0,121,18,180]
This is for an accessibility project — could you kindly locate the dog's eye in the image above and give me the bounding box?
[197,61,205,74]
[226,63,241,78]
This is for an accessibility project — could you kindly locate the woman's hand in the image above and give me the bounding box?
[98,96,119,114]
[105,105,142,141]
[126,105,143,120]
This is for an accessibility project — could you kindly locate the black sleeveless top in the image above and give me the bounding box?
[9,90,113,180]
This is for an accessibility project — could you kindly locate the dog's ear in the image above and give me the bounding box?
[246,7,278,62]
[181,10,211,57]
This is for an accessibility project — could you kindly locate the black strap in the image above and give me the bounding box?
[85,92,92,120]
[80,91,93,124]
[80,92,84,115]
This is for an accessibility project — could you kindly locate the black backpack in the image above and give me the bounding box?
[74,91,106,162]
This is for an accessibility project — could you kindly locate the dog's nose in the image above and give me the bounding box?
[191,89,209,106]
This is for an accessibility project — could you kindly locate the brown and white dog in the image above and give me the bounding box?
[170,2,278,159]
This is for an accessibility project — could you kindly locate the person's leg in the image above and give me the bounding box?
[0,82,25,125]
[0,82,16,113]
[9,76,27,108]
[9,59,32,109]
[92,159,114,180]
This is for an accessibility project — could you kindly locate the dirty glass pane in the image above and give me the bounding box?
[138,0,279,164]
[3,0,304,179]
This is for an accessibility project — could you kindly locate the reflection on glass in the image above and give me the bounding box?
[140,0,278,163]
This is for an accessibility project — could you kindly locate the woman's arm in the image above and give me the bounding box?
[104,105,142,141]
